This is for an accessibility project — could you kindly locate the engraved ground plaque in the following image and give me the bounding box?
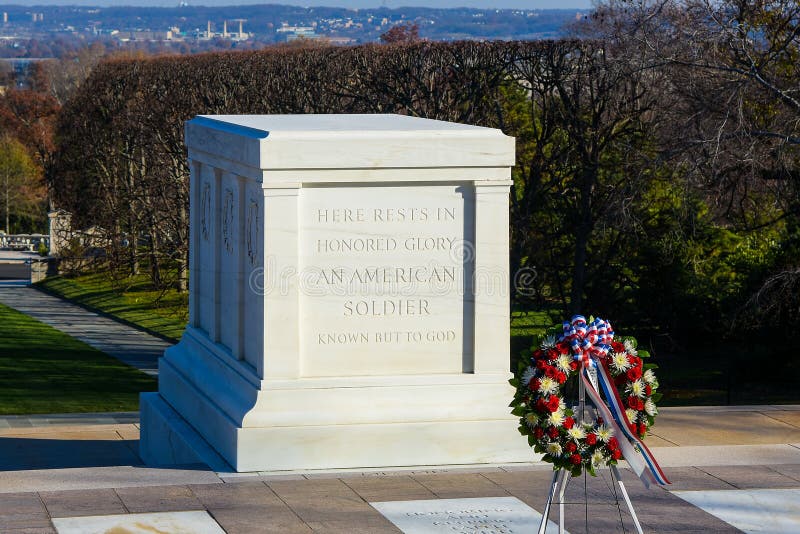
[371,497,562,534]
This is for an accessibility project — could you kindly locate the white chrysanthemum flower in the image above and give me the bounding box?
[611,352,632,373]
[556,354,572,373]
[596,425,614,442]
[546,442,563,456]
[567,426,586,440]
[521,366,536,388]
[541,335,557,349]
[645,399,658,417]
[643,369,659,387]
[548,410,565,427]
[626,408,639,424]
[623,339,637,356]
[538,377,559,396]
[627,379,646,398]
[591,449,606,466]
[524,413,539,427]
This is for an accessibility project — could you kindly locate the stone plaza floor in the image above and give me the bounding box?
[0,405,798,533]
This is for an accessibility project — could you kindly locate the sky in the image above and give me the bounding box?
[2,1,595,9]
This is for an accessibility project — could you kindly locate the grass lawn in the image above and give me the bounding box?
[37,271,188,342]
[0,302,157,414]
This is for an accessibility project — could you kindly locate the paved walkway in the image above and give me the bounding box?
[0,284,171,375]
[0,405,797,532]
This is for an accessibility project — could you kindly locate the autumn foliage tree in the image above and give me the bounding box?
[380,22,420,44]
[0,135,40,234]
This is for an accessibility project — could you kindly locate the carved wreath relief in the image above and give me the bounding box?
[222,188,235,254]
[200,182,211,242]
[246,199,259,266]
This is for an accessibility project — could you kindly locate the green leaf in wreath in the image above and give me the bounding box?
[650,392,663,403]
[511,406,526,417]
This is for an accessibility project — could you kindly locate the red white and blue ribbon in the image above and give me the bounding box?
[560,315,670,487]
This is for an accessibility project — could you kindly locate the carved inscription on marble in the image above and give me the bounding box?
[371,497,545,534]
[222,188,235,254]
[200,182,211,242]
[300,185,473,375]
[246,198,259,266]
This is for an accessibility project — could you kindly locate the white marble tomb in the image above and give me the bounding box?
[140,114,532,471]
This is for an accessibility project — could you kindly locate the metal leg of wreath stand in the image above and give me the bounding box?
[610,465,644,534]
[538,468,570,534]
[558,470,570,534]
[538,366,646,534]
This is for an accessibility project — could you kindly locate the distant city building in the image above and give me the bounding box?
[113,30,175,42]
[277,24,318,42]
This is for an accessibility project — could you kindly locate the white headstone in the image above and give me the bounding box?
[140,114,531,471]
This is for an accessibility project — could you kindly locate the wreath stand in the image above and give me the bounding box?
[536,367,645,534]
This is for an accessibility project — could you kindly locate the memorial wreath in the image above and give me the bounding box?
[510,315,669,485]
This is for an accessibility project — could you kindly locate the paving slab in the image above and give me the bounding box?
[765,410,800,428]
[341,476,439,502]
[39,488,127,518]
[673,488,800,533]
[268,479,381,525]
[649,444,800,468]
[697,465,800,489]
[207,507,313,534]
[651,408,800,446]
[0,492,51,531]
[52,510,225,534]
[0,285,172,375]
[190,482,313,533]
[0,413,138,429]
[0,465,221,494]
[770,463,800,482]
[189,481,273,508]
[114,484,206,513]
[650,466,737,491]
[0,423,137,437]
[410,473,510,499]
